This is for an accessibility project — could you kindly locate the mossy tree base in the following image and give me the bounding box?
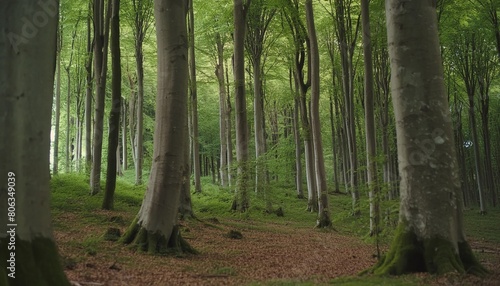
[121,217,198,255]
[315,210,333,229]
[370,223,489,276]
[0,236,70,286]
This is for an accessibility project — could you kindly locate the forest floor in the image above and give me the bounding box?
[51,174,500,285]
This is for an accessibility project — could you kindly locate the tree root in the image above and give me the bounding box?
[121,218,197,255]
[369,223,489,276]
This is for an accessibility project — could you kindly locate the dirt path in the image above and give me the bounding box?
[59,217,378,285]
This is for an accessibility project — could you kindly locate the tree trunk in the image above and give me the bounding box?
[226,61,234,187]
[188,0,202,193]
[122,0,195,255]
[360,0,380,236]
[85,6,93,175]
[305,0,331,228]
[253,58,267,193]
[372,1,487,275]
[216,33,229,187]
[103,0,121,210]
[179,100,194,219]
[64,23,79,173]
[135,42,144,185]
[231,0,251,211]
[292,72,304,199]
[329,93,340,193]
[0,1,70,284]
[469,103,487,214]
[122,99,128,171]
[90,0,111,195]
[299,89,317,212]
[53,28,62,175]
[334,0,360,216]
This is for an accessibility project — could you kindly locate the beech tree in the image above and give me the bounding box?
[305,0,332,228]
[129,0,153,186]
[121,0,195,254]
[372,1,487,275]
[0,0,70,284]
[188,0,202,193]
[90,0,111,195]
[232,0,252,211]
[102,0,121,210]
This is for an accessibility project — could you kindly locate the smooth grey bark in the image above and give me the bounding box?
[246,0,275,193]
[64,21,79,173]
[333,0,361,215]
[0,1,70,284]
[226,59,234,187]
[188,0,202,193]
[360,0,379,235]
[232,0,252,211]
[122,0,194,254]
[284,0,317,211]
[372,0,487,275]
[179,98,194,219]
[53,28,62,175]
[216,33,229,187]
[305,0,331,228]
[90,0,111,195]
[291,70,304,198]
[103,0,121,210]
[131,0,153,186]
[122,99,127,171]
[85,5,93,175]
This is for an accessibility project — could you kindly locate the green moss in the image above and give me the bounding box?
[121,219,197,255]
[0,236,70,286]
[369,222,487,276]
[457,241,489,276]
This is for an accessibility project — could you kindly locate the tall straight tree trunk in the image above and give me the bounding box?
[85,6,94,175]
[226,61,234,187]
[305,0,332,228]
[188,0,202,193]
[64,23,79,173]
[179,99,194,219]
[53,28,62,175]
[371,0,487,275]
[334,0,360,215]
[231,0,252,211]
[103,0,121,210]
[291,70,304,199]
[246,1,274,193]
[132,0,153,186]
[216,33,229,187]
[121,0,195,255]
[360,0,379,235]
[329,94,340,193]
[135,43,144,185]
[90,0,111,195]
[253,58,267,193]
[122,99,128,171]
[299,89,317,212]
[469,103,486,213]
[0,0,70,283]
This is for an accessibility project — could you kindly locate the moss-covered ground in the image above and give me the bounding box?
[49,172,500,285]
